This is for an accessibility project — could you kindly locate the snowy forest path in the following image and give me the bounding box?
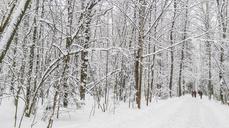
[159,96,229,128]
[54,96,229,128]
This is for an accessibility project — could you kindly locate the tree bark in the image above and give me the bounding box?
[169,0,177,98]
[0,0,32,64]
[178,0,188,97]
[135,0,146,109]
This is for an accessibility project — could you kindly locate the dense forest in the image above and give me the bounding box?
[0,0,229,128]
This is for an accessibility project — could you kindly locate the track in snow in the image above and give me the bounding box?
[58,95,229,128]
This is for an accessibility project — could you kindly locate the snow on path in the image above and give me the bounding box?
[1,95,229,128]
[57,96,229,128]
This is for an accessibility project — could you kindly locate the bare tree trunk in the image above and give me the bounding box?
[149,0,157,102]
[26,0,40,117]
[47,85,59,128]
[203,1,213,99]
[216,0,228,103]
[128,4,136,108]
[0,0,17,33]
[146,11,152,106]
[178,0,188,97]
[135,0,146,109]
[169,0,177,98]
[80,0,100,100]
[0,0,32,64]
[62,0,73,107]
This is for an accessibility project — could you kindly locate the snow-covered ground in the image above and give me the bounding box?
[1,95,229,128]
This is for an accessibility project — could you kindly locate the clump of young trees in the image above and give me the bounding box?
[0,0,229,127]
